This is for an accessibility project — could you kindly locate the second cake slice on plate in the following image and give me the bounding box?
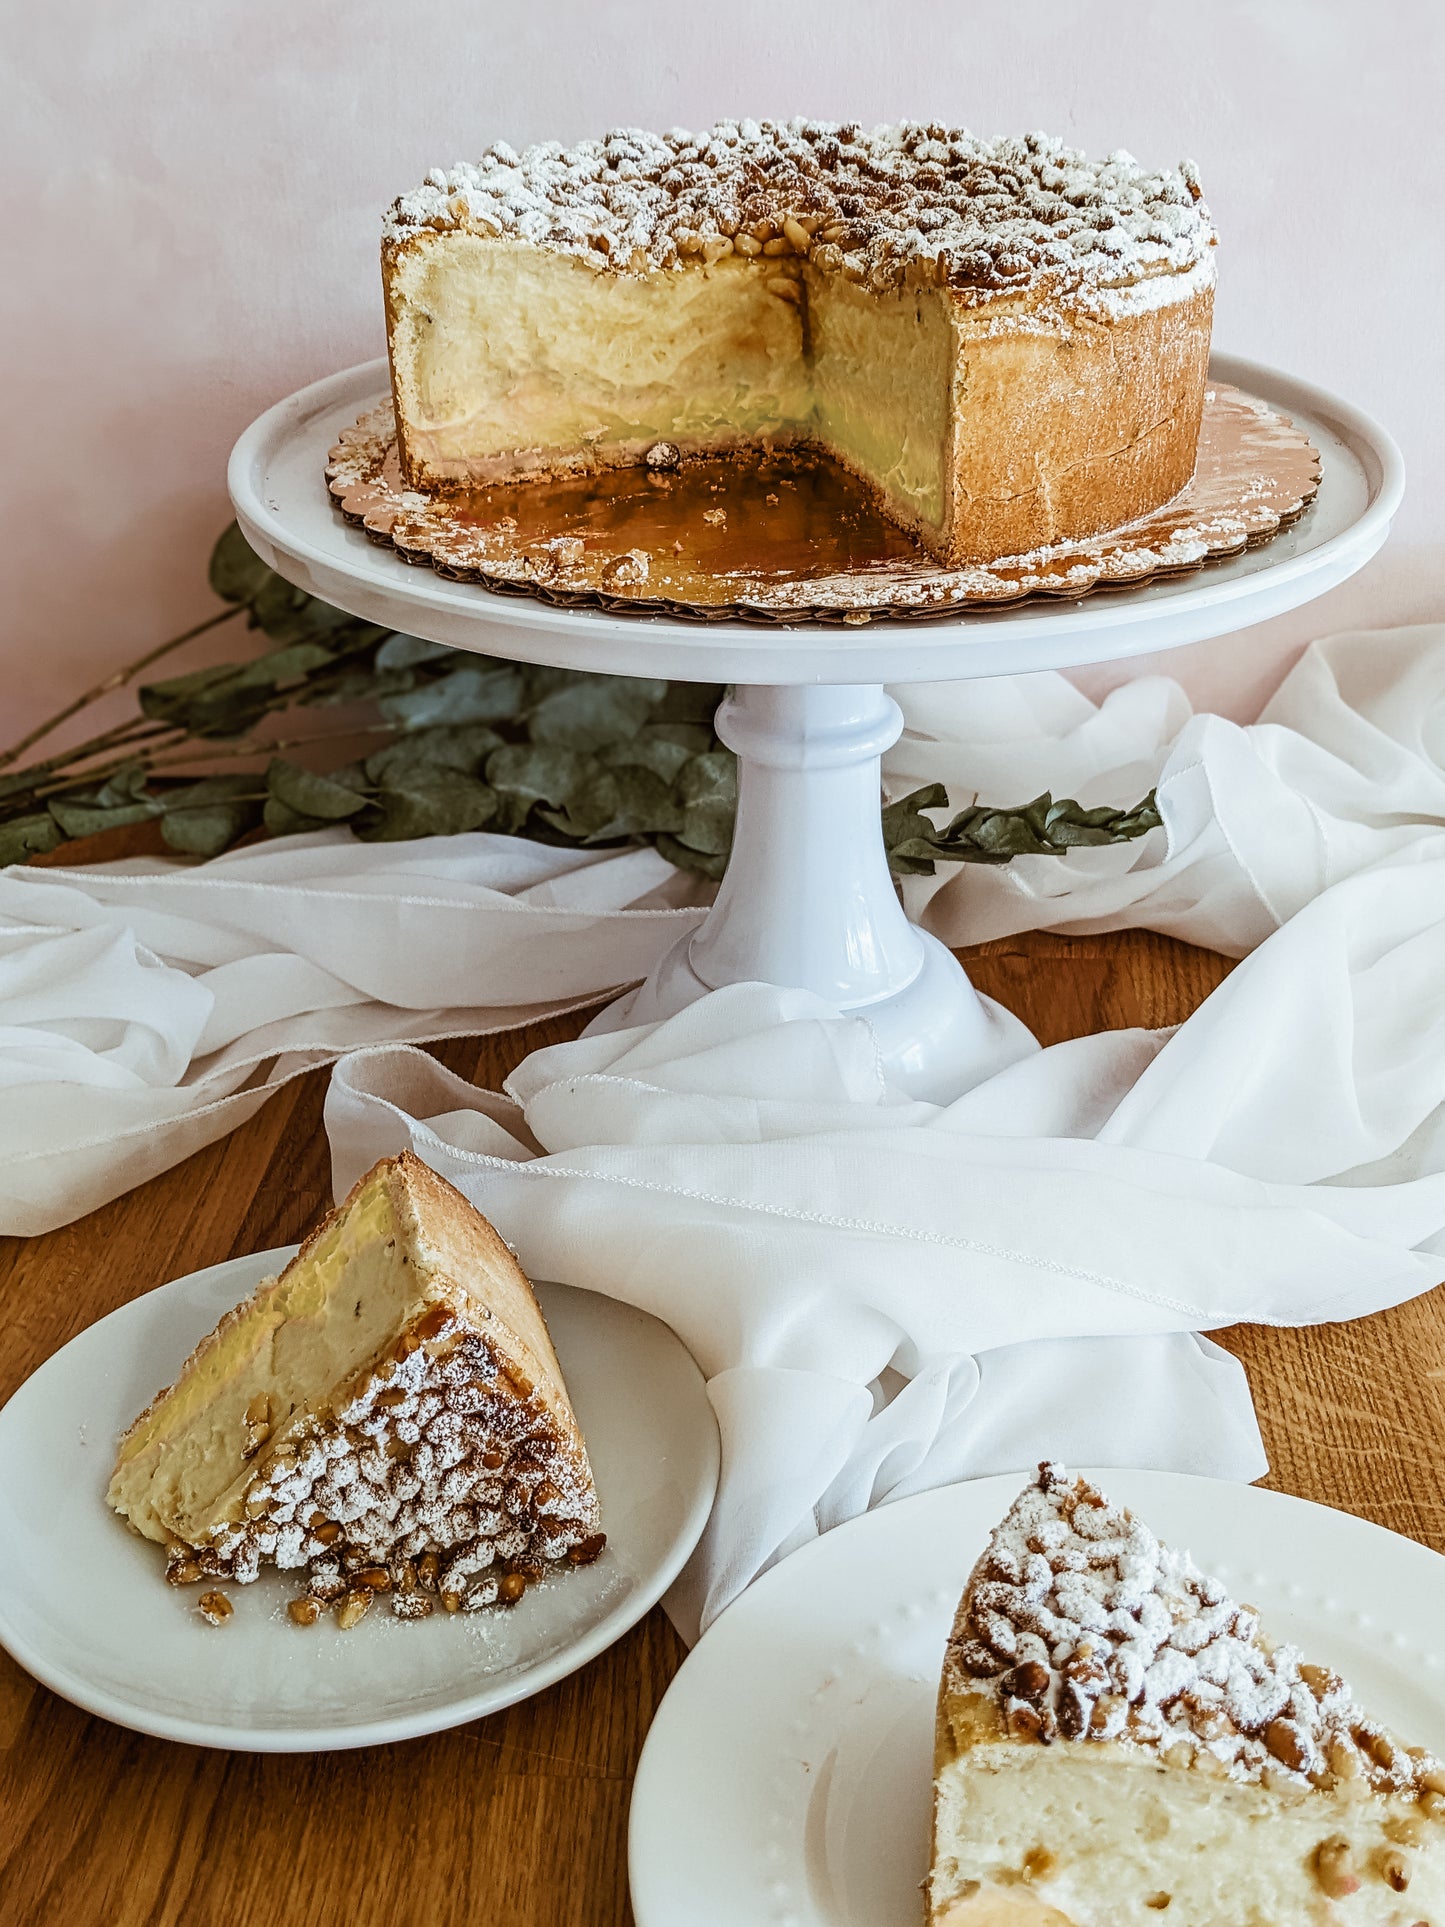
[930,1463,1445,1924]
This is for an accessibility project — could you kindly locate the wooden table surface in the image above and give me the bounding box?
[2,927,1443,1927]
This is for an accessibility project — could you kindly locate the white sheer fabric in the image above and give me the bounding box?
[8,627,1445,1633]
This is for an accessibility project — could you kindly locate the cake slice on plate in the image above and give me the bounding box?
[108,1152,603,1623]
[929,1463,1445,1925]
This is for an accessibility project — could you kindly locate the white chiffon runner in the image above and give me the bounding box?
[0,837,707,1234]
[6,626,1445,1636]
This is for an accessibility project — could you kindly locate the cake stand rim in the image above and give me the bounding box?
[229,352,1403,686]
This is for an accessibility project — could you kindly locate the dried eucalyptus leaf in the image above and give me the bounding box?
[528,675,668,752]
[1045,799,1117,831]
[535,770,619,841]
[208,523,274,605]
[519,663,581,704]
[95,762,155,808]
[248,574,358,645]
[649,682,726,727]
[885,839,949,876]
[673,751,737,856]
[161,810,251,857]
[599,735,695,784]
[0,813,66,865]
[364,723,501,785]
[595,764,684,839]
[304,665,419,708]
[485,743,596,832]
[960,810,1053,858]
[1043,818,1128,848]
[1012,794,1053,838]
[374,632,458,671]
[1114,798,1163,836]
[139,661,245,723]
[539,764,682,843]
[642,722,719,755]
[41,761,163,838]
[651,833,728,882]
[266,758,369,820]
[48,796,160,837]
[355,772,499,842]
[140,642,338,738]
[882,784,950,870]
[230,642,338,689]
[886,784,1163,876]
[263,796,330,838]
[381,665,527,730]
[159,776,265,857]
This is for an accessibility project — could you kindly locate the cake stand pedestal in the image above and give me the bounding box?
[589,682,998,1092]
[231,355,1402,1099]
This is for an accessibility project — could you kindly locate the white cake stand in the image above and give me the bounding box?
[230,355,1402,1097]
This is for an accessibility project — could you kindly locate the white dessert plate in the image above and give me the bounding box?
[0,1246,718,1752]
[628,1468,1445,1927]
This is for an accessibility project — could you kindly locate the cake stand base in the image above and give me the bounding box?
[583,683,1004,1099]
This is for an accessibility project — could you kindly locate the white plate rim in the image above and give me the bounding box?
[0,1245,718,1752]
[628,1466,1445,1927]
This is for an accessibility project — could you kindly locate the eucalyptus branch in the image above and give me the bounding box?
[143,721,402,771]
[0,606,244,771]
[0,522,1168,881]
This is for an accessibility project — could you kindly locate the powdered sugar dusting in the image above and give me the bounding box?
[947,1465,1444,1798]
[384,120,1214,300]
[174,1305,603,1621]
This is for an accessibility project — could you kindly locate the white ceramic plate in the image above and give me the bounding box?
[628,1468,1445,1927]
[0,1247,718,1752]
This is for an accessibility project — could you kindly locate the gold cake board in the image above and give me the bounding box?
[326,383,1320,627]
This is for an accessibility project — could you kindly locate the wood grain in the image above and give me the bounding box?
[1,928,1442,1927]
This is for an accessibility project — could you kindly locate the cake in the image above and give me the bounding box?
[108,1152,604,1624]
[929,1464,1445,1925]
[381,121,1216,565]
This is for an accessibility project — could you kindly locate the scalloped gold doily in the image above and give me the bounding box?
[326,384,1320,627]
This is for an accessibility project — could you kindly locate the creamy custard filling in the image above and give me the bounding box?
[809,272,953,534]
[931,1746,1445,1927]
[108,1185,420,1544]
[389,240,813,476]
[389,238,961,523]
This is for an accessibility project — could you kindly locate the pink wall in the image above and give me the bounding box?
[8,0,1442,743]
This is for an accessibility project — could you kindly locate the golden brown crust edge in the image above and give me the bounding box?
[382,237,423,491]
[937,285,1213,564]
[382,1150,595,1489]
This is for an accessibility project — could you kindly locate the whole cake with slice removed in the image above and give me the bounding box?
[382,121,1216,566]
[930,1464,1445,1925]
[108,1152,603,1625]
